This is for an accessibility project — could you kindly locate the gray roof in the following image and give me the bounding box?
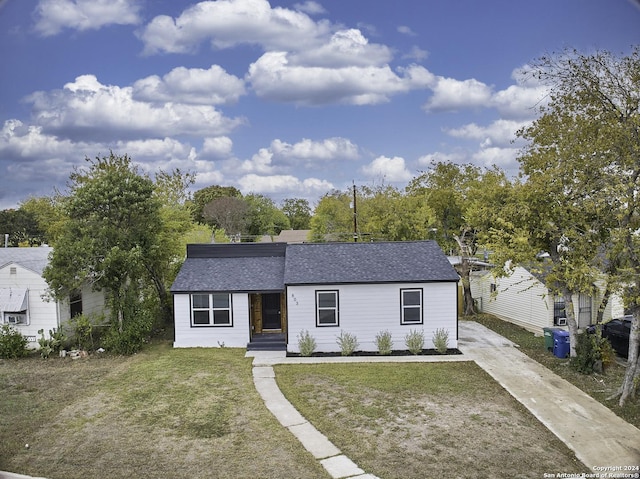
[170,243,286,293]
[171,241,458,293]
[284,241,459,285]
[0,246,52,276]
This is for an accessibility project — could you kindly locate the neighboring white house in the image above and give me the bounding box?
[470,265,624,333]
[171,241,460,353]
[0,246,106,348]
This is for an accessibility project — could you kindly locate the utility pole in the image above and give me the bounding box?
[352,181,358,242]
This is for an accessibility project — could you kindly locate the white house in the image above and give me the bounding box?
[171,241,460,353]
[0,246,106,348]
[470,265,624,333]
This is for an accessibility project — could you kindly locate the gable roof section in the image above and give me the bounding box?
[0,246,52,276]
[170,243,286,293]
[285,241,459,285]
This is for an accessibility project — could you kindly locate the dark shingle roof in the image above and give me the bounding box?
[284,241,459,285]
[170,243,286,293]
[170,241,459,293]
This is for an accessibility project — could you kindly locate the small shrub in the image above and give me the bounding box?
[433,328,449,354]
[405,329,425,355]
[70,314,95,350]
[571,332,599,374]
[37,328,66,359]
[0,324,29,359]
[336,331,359,356]
[375,330,393,355]
[297,329,317,357]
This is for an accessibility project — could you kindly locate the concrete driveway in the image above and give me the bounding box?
[458,321,640,470]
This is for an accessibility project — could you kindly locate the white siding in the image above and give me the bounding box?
[470,267,620,333]
[287,282,458,353]
[173,293,250,348]
[0,263,58,346]
[58,285,108,324]
[471,267,553,332]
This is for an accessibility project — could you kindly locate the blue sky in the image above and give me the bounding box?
[1,0,639,209]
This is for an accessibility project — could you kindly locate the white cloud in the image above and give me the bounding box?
[472,146,520,170]
[424,76,493,112]
[240,148,277,174]
[402,45,429,62]
[139,0,331,55]
[248,52,433,105]
[446,119,529,147]
[491,68,549,119]
[270,137,359,162]
[293,1,326,15]
[361,155,412,182]
[33,0,141,36]
[397,25,417,36]
[291,29,393,67]
[237,173,332,195]
[202,136,233,157]
[27,74,244,140]
[132,65,246,105]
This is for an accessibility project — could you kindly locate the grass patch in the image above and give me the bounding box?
[0,343,328,479]
[470,314,640,428]
[275,362,587,479]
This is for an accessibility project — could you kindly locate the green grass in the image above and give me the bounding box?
[0,343,329,479]
[470,314,640,428]
[275,362,587,479]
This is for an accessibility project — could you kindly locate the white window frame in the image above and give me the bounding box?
[190,293,233,327]
[316,290,339,327]
[400,288,423,325]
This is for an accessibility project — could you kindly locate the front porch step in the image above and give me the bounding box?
[247,333,287,351]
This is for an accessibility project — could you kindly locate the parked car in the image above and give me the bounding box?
[602,315,633,358]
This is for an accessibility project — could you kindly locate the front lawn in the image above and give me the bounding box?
[275,361,587,479]
[470,314,640,428]
[0,343,328,479]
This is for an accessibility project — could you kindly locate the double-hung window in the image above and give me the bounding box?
[316,290,339,327]
[191,293,232,327]
[401,289,423,325]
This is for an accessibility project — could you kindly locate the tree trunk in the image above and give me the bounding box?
[596,284,611,324]
[453,235,476,316]
[562,288,579,357]
[619,307,640,406]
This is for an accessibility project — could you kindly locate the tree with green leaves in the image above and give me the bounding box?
[0,207,47,246]
[244,194,290,238]
[192,185,242,225]
[526,48,640,405]
[44,153,172,352]
[309,189,354,242]
[281,198,312,230]
[408,162,510,315]
[488,48,639,405]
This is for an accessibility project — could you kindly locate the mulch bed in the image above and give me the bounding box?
[287,348,462,358]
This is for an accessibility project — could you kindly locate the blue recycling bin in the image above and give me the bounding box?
[553,330,570,358]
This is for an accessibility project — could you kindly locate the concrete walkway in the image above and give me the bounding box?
[459,321,640,470]
[248,321,640,478]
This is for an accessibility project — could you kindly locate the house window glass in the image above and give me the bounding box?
[191,293,232,327]
[401,289,423,325]
[316,290,339,326]
[70,291,83,318]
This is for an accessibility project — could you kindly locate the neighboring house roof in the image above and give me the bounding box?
[171,241,459,293]
[171,243,287,293]
[0,246,52,276]
[275,230,311,243]
[284,241,459,285]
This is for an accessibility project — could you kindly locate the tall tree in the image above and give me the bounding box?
[281,198,312,230]
[495,48,639,405]
[408,162,510,315]
[44,153,162,349]
[192,185,242,225]
[0,207,47,246]
[244,194,290,238]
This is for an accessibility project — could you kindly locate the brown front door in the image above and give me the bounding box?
[262,293,282,330]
